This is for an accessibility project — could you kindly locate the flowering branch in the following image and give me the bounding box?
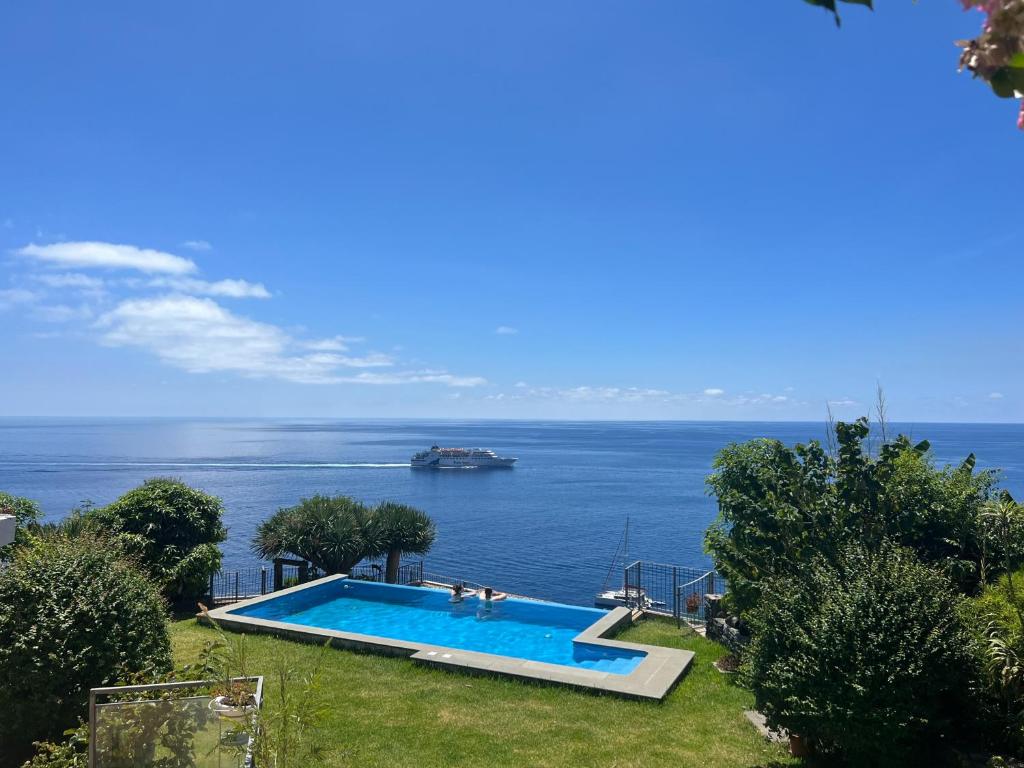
[957,0,1024,129]
[805,0,1024,129]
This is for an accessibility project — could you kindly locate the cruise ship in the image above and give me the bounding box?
[410,446,517,469]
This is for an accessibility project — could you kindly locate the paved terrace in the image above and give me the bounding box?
[206,574,694,701]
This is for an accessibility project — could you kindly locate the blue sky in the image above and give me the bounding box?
[0,1,1020,421]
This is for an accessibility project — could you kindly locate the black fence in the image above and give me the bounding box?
[623,560,727,626]
[206,559,424,604]
[348,560,424,586]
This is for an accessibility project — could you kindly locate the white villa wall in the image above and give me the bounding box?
[0,514,14,547]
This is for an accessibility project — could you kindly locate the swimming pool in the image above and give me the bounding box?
[209,575,694,699]
[229,578,646,674]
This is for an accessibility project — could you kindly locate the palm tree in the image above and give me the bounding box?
[251,495,372,574]
[368,502,436,583]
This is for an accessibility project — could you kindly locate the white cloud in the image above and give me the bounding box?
[989,392,1005,400]
[148,277,271,299]
[32,272,105,291]
[828,397,859,407]
[31,304,93,323]
[495,326,518,335]
[95,295,477,386]
[0,288,39,310]
[509,385,670,403]
[342,370,487,387]
[486,382,802,409]
[181,240,212,252]
[18,242,197,275]
[302,336,364,351]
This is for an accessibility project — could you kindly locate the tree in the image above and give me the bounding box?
[0,534,171,765]
[367,502,436,583]
[705,416,1003,616]
[252,495,375,574]
[805,0,1024,130]
[88,478,227,605]
[0,491,40,560]
[251,496,437,579]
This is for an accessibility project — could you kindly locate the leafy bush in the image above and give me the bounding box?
[0,535,171,765]
[0,491,41,560]
[89,478,226,604]
[252,496,435,578]
[706,417,1004,615]
[969,565,1024,755]
[973,567,1024,635]
[745,540,978,765]
[21,724,88,768]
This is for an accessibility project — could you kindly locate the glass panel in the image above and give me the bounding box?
[94,695,250,768]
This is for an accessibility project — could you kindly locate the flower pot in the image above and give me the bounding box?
[789,734,811,758]
[209,695,250,720]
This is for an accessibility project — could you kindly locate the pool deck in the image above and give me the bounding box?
[205,574,694,701]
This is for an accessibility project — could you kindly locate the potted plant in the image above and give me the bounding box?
[685,592,701,613]
[209,680,256,721]
[789,734,811,758]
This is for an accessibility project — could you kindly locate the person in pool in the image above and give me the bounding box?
[449,583,476,603]
[479,586,508,611]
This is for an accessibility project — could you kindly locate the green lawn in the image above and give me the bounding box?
[171,616,793,768]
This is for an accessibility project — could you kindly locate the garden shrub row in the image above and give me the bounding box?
[706,416,1024,764]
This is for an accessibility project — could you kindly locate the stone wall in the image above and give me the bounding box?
[704,593,749,654]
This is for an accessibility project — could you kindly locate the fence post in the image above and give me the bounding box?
[672,567,679,628]
[260,568,267,595]
[234,572,240,603]
[636,562,642,609]
[208,572,215,604]
[273,559,283,592]
[299,560,309,584]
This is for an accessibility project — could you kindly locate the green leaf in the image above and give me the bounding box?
[990,70,1017,99]
[960,453,976,474]
[1005,67,1024,92]
[1009,52,1024,69]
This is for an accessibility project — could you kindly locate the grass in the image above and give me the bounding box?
[171,615,794,768]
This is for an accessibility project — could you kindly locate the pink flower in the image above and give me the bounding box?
[1018,99,1024,131]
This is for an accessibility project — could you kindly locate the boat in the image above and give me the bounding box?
[594,516,664,610]
[410,446,517,469]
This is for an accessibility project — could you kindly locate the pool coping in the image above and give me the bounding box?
[205,574,693,701]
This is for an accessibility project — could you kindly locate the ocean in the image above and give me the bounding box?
[1,419,1021,606]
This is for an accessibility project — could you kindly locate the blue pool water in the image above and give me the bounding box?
[228,578,647,674]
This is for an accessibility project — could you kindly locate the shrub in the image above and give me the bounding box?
[706,417,1004,616]
[20,724,88,768]
[89,478,226,604]
[969,567,1024,755]
[745,540,978,766]
[0,535,172,764]
[0,491,41,560]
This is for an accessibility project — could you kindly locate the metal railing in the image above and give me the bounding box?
[348,560,424,585]
[207,559,424,604]
[622,560,726,626]
[419,570,489,592]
